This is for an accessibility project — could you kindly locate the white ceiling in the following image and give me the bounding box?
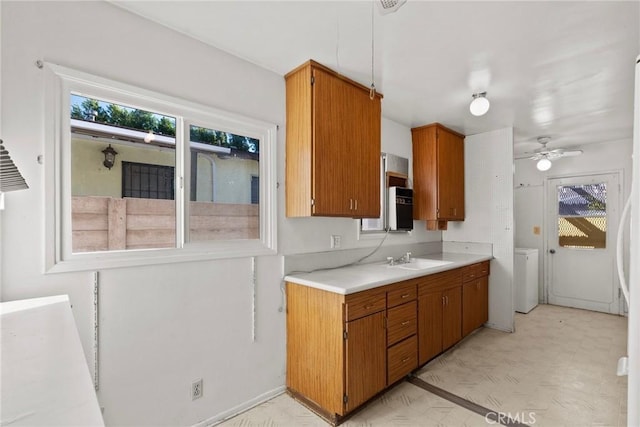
[113,1,639,155]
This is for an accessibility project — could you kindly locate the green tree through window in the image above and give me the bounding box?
[71,95,258,153]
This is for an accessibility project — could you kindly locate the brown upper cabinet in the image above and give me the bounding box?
[285,60,382,218]
[411,123,465,230]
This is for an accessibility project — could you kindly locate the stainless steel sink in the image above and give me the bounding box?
[391,258,453,270]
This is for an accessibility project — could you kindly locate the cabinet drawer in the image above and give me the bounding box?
[462,261,490,282]
[387,335,418,385]
[477,261,490,277]
[387,301,417,346]
[345,289,386,321]
[387,282,417,308]
[418,269,462,295]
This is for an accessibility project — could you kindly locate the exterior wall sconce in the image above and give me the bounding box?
[102,144,118,170]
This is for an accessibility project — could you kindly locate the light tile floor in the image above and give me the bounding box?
[219,304,628,427]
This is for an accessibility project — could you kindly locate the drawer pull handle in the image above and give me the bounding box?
[469,274,475,278]
[402,357,411,363]
[365,304,374,309]
[401,321,411,326]
[401,294,410,299]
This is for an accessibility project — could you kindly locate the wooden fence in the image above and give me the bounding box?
[72,196,259,252]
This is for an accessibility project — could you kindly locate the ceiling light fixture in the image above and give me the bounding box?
[536,157,552,171]
[469,92,490,116]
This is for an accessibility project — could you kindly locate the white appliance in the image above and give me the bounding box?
[625,54,640,427]
[388,187,413,231]
[617,54,640,427]
[514,248,539,313]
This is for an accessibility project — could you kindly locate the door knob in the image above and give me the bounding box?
[549,249,556,254]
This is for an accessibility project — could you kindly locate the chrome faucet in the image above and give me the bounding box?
[387,252,412,266]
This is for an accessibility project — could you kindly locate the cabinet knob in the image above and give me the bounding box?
[401,320,410,326]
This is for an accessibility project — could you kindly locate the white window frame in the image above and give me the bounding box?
[44,63,277,273]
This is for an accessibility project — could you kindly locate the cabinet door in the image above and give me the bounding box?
[442,286,462,350]
[478,276,489,326]
[349,87,381,218]
[312,68,353,216]
[345,311,386,412]
[462,277,490,337]
[462,280,480,337]
[411,126,438,221]
[437,129,464,220]
[418,292,443,365]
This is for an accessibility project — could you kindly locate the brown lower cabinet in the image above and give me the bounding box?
[417,269,463,365]
[462,262,490,337]
[286,261,489,424]
[345,311,387,412]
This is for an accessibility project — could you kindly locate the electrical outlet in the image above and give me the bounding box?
[191,378,203,400]
[331,234,342,249]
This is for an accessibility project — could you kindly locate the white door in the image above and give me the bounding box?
[546,173,620,314]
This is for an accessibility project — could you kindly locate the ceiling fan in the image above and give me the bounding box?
[526,136,583,171]
[378,0,407,14]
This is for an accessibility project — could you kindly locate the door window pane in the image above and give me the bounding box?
[188,124,260,241]
[557,183,606,249]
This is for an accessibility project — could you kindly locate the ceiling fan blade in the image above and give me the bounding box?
[561,149,583,157]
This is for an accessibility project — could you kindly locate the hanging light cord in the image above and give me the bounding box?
[370,0,376,100]
[335,6,341,72]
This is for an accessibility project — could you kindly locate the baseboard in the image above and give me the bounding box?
[193,386,286,427]
[484,322,514,333]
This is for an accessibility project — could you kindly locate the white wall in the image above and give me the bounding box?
[444,128,515,332]
[279,117,442,256]
[514,139,632,304]
[0,2,439,426]
[0,2,288,425]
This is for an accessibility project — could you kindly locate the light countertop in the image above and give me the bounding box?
[1,295,104,426]
[284,252,492,295]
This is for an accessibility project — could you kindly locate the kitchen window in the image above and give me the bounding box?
[44,63,277,272]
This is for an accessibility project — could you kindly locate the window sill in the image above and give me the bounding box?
[45,243,277,274]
